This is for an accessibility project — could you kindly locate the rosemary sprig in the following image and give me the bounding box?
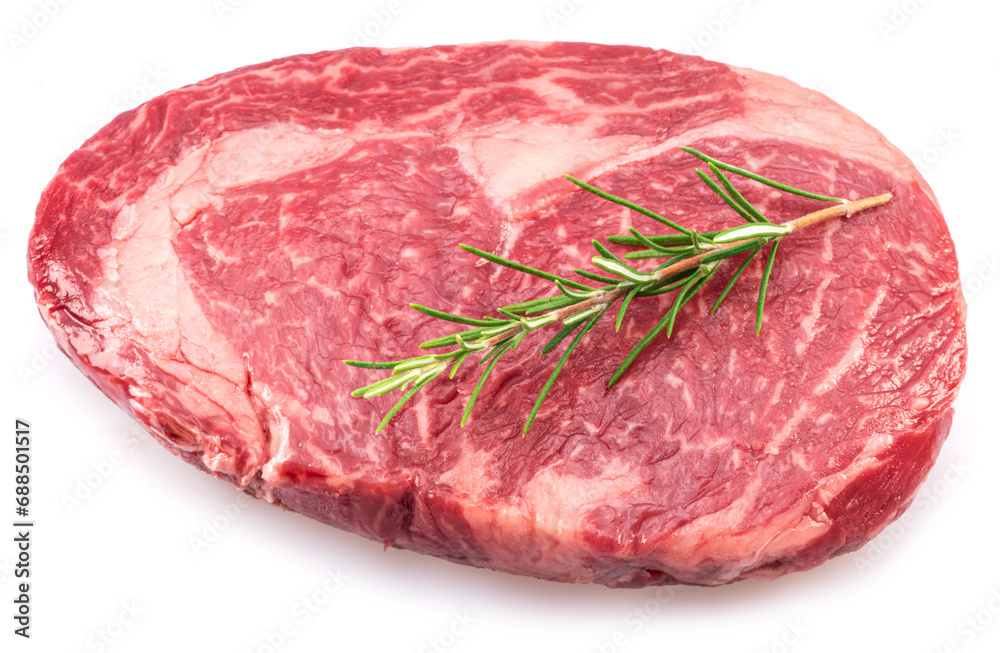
[345,148,892,435]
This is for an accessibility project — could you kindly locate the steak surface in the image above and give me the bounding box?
[28,41,966,587]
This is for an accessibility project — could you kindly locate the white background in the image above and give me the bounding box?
[1,0,998,652]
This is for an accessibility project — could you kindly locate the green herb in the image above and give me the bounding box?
[345,148,892,435]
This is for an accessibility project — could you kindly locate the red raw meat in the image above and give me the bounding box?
[28,42,966,586]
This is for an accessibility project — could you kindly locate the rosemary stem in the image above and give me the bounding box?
[551,289,623,320]
[471,289,629,352]
[474,192,892,353]
[789,193,893,231]
[651,192,892,282]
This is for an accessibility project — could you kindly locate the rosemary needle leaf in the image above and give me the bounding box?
[665,270,706,338]
[623,249,677,260]
[523,305,609,436]
[677,265,721,313]
[615,284,642,331]
[609,232,720,248]
[563,305,603,327]
[591,239,629,266]
[680,147,843,203]
[628,228,673,254]
[509,329,529,350]
[635,279,692,297]
[710,243,763,315]
[357,368,421,398]
[462,343,512,426]
[609,272,702,387]
[625,246,704,261]
[643,267,698,292]
[695,169,755,223]
[410,304,504,327]
[391,355,440,373]
[712,223,790,244]
[555,280,597,299]
[606,234,640,247]
[593,239,651,276]
[542,322,582,355]
[419,327,488,350]
[756,239,779,334]
[708,163,768,224]
[653,254,690,271]
[448,351,470,378]
[375,370,441,433]
[502,294,578,315]
[638,246,699,256]
[480,322,519,338]
[344,359,402,370]
[608,314,668,387]
[461,244,592,291]
[592,257,655,284]
[565,176,693,236]
[698,238,761,265]
[498,308,524,320]
[574,268,620,284]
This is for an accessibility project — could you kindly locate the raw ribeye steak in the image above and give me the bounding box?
[28,42,966,586]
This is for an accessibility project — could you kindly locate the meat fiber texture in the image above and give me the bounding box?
[28,42,966,587]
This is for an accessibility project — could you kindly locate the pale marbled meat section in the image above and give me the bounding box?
[28,42,965,586]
